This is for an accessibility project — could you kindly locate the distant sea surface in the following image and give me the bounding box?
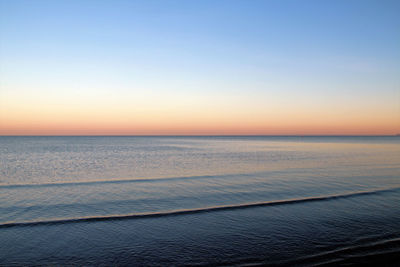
[1,136,400,266]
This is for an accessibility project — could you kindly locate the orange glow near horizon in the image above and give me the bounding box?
[1,100,399,136]
[1,83,399,136]
[1,86,399,136]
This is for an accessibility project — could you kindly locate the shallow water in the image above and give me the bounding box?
[1,136,400,266]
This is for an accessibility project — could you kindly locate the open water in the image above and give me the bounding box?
[0,136,399,266]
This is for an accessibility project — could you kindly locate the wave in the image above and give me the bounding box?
[1,186,399,228]
[227,236,400,266]
[0,173,260,189]
[1,170,399,189]
[289,236,400,266]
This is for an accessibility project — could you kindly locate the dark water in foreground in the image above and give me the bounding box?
[1,136,400,266]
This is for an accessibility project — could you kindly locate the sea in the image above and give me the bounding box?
[0,136,399,266]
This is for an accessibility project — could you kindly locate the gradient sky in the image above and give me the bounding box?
[1,0,399,135]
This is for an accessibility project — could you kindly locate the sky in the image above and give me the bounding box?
[0,0,399,135]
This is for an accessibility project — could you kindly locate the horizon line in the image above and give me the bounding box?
[1,134,399,137]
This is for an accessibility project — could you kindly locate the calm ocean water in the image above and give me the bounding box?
[1,136,400,266]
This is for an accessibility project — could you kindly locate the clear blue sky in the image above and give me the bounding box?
[1,0,399,135]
